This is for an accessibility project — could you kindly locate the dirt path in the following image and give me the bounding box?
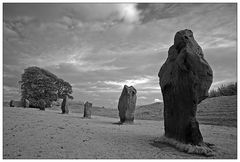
[3,107,237,159]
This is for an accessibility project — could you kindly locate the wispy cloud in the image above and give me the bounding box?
[3,3,237,107]
[104,77,150,87]
[137,3,200,23]
[138,96,147,100]
[154,98,163,103]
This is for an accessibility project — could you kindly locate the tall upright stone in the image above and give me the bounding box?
[9,100,14,107]
[61,95,69,114]
[158,29,213,145]
[23,99,29,108]
[83,101,92,118]
[118,85,137,123]
[38,99,46,111]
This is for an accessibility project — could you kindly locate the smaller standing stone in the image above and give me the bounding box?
[38,99,46,111]
[9,100,23,107]
[118,85,137,123]
[10,100,14,107]
[84,101,92,118]
[61,95,69,114]
[23,99,29,108]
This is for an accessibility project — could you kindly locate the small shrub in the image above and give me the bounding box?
[209,82,237,98]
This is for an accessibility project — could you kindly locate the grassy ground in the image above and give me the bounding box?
[49,95,237,127]
[3,107,237,159]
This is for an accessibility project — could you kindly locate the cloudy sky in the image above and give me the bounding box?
[3,3,237,108]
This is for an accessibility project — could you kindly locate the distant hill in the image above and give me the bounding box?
[52,95,236,127]
[135,102,164,121]
[196,95,237,127]
[137,95,237,127]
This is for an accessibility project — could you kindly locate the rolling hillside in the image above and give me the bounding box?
[5,95,237,127]
[49,95,237,127]
[136,95,237,127]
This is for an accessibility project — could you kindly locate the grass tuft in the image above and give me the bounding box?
[157,136,215,157]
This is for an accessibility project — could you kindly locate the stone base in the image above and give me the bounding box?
[82,116,91,119]
[157,135,215,157]
[119,120,134,125]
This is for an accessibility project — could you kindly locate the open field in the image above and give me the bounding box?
[3,106,237,159]
[48,95,237,127]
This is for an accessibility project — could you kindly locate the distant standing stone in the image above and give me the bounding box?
[9,100,14,107]
[158,29,213,145]
[61,95,69,114]
[84,101,92,118]
[118,85,137,123]
[23,99,29,108]
[38,99,46,111]
[9,100,23,107]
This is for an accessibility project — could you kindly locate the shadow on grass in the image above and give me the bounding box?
[112,121,136,125]
[80,117,92,119]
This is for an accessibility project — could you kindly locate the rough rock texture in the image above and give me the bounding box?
[84,101,92,118]
[118,85,137,123]
[61,95,69,114]
[158,29,213,145]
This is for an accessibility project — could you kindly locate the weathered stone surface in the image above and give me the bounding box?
[158,29,213,145]
[61,95,69,114]
[118,85,137,123]
[84,101,92,118]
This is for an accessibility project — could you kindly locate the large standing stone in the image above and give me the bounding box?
[118,85,137,123]
[158,29,213,145]
[83,101,92,118]
[61,95,69,114]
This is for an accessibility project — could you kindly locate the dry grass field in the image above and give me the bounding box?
[3,95,237,159]
[57,95,237,127]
